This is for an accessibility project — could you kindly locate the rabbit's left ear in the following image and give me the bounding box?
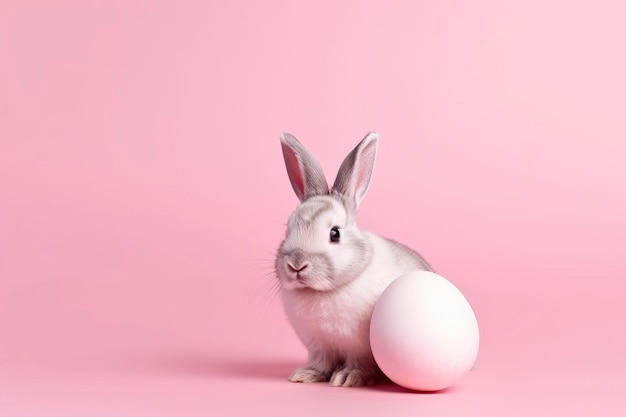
[280,133,329,202]
[332,132,379,211]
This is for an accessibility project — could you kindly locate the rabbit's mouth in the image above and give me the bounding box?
[278,262,335,292]
[277,248,335,291]
[292,277,313,290]
[281,270,316,290]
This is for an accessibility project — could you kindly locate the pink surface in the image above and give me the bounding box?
[1,0,625,415]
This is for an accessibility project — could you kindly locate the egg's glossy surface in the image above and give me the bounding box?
[370,271,479,391]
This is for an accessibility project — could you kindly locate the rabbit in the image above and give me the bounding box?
[275,132,433,387]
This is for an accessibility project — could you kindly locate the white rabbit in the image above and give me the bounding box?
[276,132,432,387]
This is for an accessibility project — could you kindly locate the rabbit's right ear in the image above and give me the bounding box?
[332,132,379,212]
[280,133,329,202]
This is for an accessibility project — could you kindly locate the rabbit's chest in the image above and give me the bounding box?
[284,290,374,349]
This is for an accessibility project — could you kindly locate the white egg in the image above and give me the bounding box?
[370,270,479,391]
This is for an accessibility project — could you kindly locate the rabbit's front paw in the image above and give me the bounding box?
[329,367,375,387]
[288,367,329,383]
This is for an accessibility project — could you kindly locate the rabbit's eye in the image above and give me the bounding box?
[330,227,341,243]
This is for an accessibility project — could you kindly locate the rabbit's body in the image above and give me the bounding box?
[283,227,430,376]
[276,133,431,387]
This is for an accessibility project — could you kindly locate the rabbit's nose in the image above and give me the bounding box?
[287,262,309,273]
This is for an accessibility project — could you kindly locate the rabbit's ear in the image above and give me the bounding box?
[280,133,329,202]
[332,132,379,211]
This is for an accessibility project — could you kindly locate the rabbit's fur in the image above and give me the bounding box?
[276,132,431,387]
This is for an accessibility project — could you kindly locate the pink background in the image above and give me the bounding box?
[1,0,625,415]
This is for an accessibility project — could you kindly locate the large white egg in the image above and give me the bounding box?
[370,270,479,391]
